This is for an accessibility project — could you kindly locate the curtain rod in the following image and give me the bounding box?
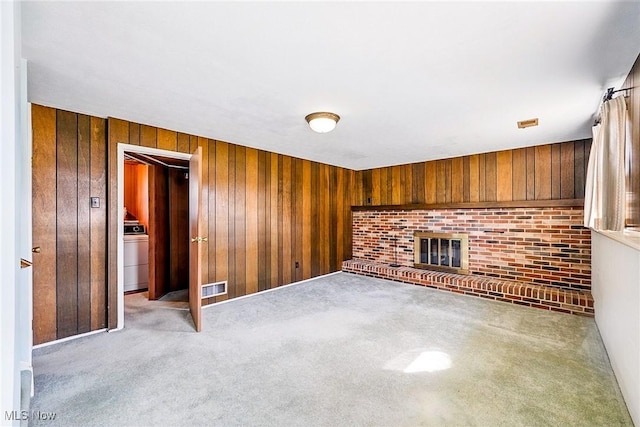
[593,86,632,126]
[603,87,631,102]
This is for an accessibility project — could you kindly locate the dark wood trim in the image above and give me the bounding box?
[352,198,584,212]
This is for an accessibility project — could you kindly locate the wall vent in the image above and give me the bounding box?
[201,281,227,299]
[517,118,539,129]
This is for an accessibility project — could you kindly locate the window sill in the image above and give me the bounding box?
[593,229,640,252]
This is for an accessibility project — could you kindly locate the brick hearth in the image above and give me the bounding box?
[342,259,593,316]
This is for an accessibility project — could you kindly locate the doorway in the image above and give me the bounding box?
[123,151,189,303]
[116,144,203,331]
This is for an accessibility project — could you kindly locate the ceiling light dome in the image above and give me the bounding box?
[305,112,340,133]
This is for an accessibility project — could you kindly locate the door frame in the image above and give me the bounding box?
[116,143,192,330]
[17,58,33,386]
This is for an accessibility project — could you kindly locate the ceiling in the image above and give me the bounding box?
[21,1,640,170]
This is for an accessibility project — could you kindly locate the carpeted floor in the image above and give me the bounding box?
[29,273,631,426]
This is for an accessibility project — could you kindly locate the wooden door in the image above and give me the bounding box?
[147,164,169,300]
[188,147,203,332]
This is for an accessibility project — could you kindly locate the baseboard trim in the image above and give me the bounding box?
[202,271,342,310]
[33,328,108,349]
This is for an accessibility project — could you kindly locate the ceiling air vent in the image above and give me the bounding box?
[517,118,539,129]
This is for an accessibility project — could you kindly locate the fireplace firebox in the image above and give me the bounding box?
[413,232,469,274]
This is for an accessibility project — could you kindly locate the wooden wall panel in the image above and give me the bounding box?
[32,105,58,344]
[177,133,190,154]
[302,160,312,280]
[402,165,412,203]
[451,157,464,203]
[511,148,527,201]
[234,146,246,296]
[574,140,587,199]
[436,160,448,204]
[320,164,330,273]
[270,153,280,285]
[424,161,436,204]
[140,125,156,148]
[214,141,229,302]
[207,140,217,291]
[310,162,319,276]
[412,163,425,204]
[107,118,128,328]
[355,139,590,208]
[283,156,294,284]
[478,154,487,202]
[77,114,92,334]
[335,167,345,270]
[89,117,107,331]
[551,144,561,199]
[496,150,512,202]
[330,166,339,266]
[345,169,354,260]
[245,148,259,294]
[257,150,267,290]
[560,141,575,199]
[371,168,381,205]
[391,166,402,204]
[526,147,536,200]
[468,155,480,203]
[293,159,304,282]
[56,110,79,339]
[128,123,140,146]
[32,106,108,344]
[484,152,497,202]
[534,145,552,200]
[157,128,177,151]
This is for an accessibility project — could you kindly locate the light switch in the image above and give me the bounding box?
[91,197,100,208]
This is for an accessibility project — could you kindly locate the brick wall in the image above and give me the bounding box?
[352,207,591,292]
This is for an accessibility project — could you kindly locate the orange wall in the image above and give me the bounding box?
[124,162,149,228]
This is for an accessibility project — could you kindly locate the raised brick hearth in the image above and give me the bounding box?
[344,206,593,316]
[342,259,594,316]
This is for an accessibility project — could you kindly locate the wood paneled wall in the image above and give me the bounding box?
[623,54,640,228]
[107,118,356,327]
[355,139,591,206]
[32,105,107,344]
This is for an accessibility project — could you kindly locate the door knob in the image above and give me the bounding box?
[32,246,41,253]
[191,237,208,243]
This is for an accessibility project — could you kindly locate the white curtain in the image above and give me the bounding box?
[584,96,628,231]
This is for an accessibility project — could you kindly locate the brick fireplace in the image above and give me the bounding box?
[343,205,593,315]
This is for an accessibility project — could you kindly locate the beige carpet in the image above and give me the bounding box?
[29,273,631,426]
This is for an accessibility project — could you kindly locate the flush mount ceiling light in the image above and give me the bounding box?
[305,112,340,133]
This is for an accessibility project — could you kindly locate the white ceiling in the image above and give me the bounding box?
[22,1,640,170]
